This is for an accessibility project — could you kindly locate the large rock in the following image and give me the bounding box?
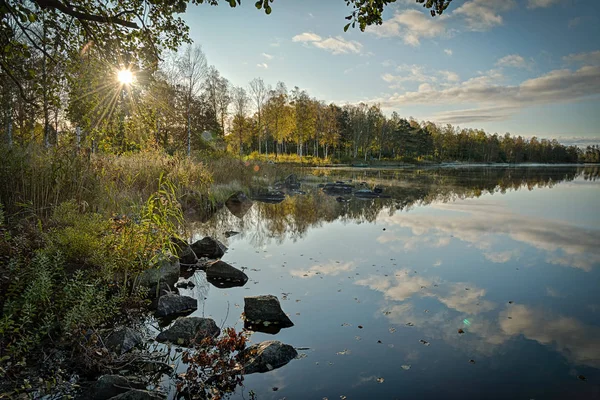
[244,295,293,331]
[225,191,253,218]
[206,260,248,288]
[104,327,142,355]
[155,294,197,319]
[81,375,145,400]
[156,317,220,347]
[138,257,180,299]
[251,190,285,204]
[242,341,298,374]
[322,182,354,195]
[190,237,227,259]
[108,389,166,400]
[177,245,198,266]
[179,191,223,223]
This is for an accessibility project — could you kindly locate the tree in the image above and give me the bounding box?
[248,77,269,154]
[230,86,250,155]
[177,45,207,156]
[203,66,230,137]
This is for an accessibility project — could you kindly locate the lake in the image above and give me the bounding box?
[175,166,600,400]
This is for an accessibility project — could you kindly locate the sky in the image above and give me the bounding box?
[184,0,600,145]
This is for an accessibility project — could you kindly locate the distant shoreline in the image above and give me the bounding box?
[307,162,600,170]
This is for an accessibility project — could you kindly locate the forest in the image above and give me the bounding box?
[1,40,593,164]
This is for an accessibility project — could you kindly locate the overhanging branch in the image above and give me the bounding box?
[32,0,140,29]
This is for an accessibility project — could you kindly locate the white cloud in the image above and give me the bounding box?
[261,52,274,60]
[293,32,363,55]
[444,49,453,56]
[290,261,354,278]
[381,64,460,89]
[453,0,516,31]
[439,70,460,82]
[496,54,530,69]
[366,9,448,46]
[371,65,600,123]
[527,0,562,9]
[256,63,268,69]
[563,50,600,66]
[378,201,600,272]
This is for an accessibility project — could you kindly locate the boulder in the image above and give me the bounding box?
[244,295,293,331]
[251,190,285,204]
[206,260,248,288]
[138,258,180,299]
[322,182,354,195]
[82,375,145,400]
[175,280,195,289]
[177,245,197,266]
[225,191,253,218]
[104,327,142,355]
[107,389,166,400]
[179,191,223,223]
[190,237,227,259]
[242,341,298,374]
[156,317,220,347]
[155,294,197,319]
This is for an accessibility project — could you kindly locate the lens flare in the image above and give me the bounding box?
[117,69,133,85]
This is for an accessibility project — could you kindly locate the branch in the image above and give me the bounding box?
[0,59,35,103]
[32,0,140,29]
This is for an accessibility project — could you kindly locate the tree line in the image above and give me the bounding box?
[0,35,593,163]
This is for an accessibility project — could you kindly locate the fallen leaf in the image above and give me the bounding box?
[419,339,430,346]
[358,325,363,329]
[458,329,465,334]
[469,359,476,364]
[376,377,385,383]
[578,375,586,381]
[401,365,411,370]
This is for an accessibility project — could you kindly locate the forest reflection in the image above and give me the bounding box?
[189,166,599,247]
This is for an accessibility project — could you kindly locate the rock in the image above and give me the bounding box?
[177,245,197,266]
[155,294,197,318]
[179,191,222,223]
[156,317,220,347]
[244,295,293,332]
[83,375,145,400]
[175,280,195,289]
[104,327,142,355]
[206,260,248,288]
[225,231,240,238]
[138,257,180,299]
[242,341,298,374]
[225,191,253,218]
[354,189,390,199]
[251,190,285,204]
[322,182,354,195]
[190,237,227,259]
[107,389,166,400]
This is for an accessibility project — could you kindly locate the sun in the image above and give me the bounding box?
[117,69,133,85]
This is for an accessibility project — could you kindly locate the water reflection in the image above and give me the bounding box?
[183,166,599,400]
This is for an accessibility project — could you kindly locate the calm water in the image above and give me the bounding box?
[176,166,600,400]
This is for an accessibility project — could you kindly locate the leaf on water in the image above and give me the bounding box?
[383,311,392,315]
[578,375,586,381]
[419,339,430,346]
[406,322,415,327]
[508,301,514,304]
[401,365,411,370]
[272,387,279,391]
[342,323,350,327]
[377,340,382,344]
[340,396,347,400]
[388,344,394,348]
[355,336,362,341]
[458,329,465,334]
[336,349,351,355]
[389,327,397,333]
[376,377,385,383]
[469,359,476,364]
[358,325,363,329]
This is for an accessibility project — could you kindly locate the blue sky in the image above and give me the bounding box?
[184,0,600,144]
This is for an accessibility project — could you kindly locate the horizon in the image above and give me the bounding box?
[183,0,600,147]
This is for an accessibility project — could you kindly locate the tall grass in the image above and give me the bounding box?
[0,145,212,222]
